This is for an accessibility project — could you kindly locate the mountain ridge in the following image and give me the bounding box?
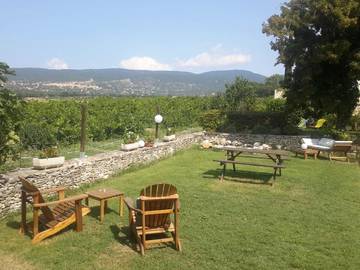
[7,68,268,96]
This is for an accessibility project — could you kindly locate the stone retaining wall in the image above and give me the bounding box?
[204,132,304,149]
[0,132,203,218]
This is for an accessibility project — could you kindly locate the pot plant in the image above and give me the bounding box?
[144,131,155,147]
[32,146,65,170]
[121,131,140,151]
[163,127,176,142]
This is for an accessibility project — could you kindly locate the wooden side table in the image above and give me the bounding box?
[85,188,124,223]
[294,148,319,160]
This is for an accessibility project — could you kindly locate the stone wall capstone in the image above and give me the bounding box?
[0,132,203,218]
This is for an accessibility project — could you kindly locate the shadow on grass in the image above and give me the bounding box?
[110,225,177,254]
[6,220,20,230]
[7,219,78,242]
[203,169,274,185]
[87,205,120,221]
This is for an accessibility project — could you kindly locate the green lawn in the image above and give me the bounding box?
[0,148,359,269]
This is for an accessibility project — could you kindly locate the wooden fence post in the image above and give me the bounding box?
[80,103,87,159]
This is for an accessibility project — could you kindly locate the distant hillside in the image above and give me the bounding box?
[7,68,267,97]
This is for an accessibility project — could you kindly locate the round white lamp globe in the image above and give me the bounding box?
[154,114,163,124]
[301,143,308,150]
[138,140,145,148]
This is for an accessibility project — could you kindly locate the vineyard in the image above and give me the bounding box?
[21,96,212,148]
[0,96,211,171]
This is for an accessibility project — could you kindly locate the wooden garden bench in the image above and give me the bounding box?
[213,159,286,184]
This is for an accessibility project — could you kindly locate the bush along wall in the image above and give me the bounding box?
[223,111,288,134]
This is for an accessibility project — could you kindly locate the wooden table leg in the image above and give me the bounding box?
[85,197,89,206]
[231,152,236,171]
[119,195,124,217]
[75,200,83,232]
[100,199,105,223]
[104,200,108,213]
[20,191,27,234]
[220,162,226,181]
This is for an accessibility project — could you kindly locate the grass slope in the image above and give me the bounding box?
[0,148,359,269]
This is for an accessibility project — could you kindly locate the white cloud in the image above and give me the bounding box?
[176,45,251,70]
[47,58,69,69]
[118,45,251,72]
[119,56,171,71]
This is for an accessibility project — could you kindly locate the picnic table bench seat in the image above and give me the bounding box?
[213,159,286,184]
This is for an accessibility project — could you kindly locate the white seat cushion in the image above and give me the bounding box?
[309,144,331,151]
[318,138,335,148]
[301,138,319,146]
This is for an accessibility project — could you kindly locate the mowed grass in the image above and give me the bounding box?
[0,148,359,270]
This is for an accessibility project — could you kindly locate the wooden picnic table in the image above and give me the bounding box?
[213,146,289,184]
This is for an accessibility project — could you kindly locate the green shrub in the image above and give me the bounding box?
[199,110,224,131]
[39,146,59,158]
[265,98,286,112]
[0,90,23,164]
[225,111,287,133]
[351,114,360,131]
[20,122,57,150]
[329,129,352,140]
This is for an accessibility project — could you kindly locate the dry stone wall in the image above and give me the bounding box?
[204,132,304,150]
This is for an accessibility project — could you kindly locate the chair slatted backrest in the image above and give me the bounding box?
[140,183,177,228]
[19,177,55,222]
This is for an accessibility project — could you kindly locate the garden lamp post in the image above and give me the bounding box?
[154,114,163,140]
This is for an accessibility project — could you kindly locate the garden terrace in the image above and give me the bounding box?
[0,148,359,269]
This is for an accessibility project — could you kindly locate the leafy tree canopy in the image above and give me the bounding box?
[224,77,256,112]
[0,62,22,165]
[265,74,284,89]
[263,0,360,128]
[0,62,15,85]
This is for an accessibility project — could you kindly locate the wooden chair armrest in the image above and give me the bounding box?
[124,197,142,213]
[33,194,88,208]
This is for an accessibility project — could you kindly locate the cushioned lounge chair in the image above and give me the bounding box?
[301,138,352,161]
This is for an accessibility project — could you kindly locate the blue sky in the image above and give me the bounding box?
[1,0,286,76]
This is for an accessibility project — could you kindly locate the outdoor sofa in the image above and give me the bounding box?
[301,138,353,161]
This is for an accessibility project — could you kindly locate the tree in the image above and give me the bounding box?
[224,77,256,112]
[263,0,360,128]
[0,62,23,165]
[0,62,15,86]
[265,74,284,89]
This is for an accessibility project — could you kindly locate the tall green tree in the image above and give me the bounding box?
[263,0,360,128]
[0,62,23,165]
[265,74,284,89]
[225,77,256,112]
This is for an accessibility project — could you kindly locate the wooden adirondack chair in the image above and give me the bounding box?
[124,183,181,255]
[19,177,90,244]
